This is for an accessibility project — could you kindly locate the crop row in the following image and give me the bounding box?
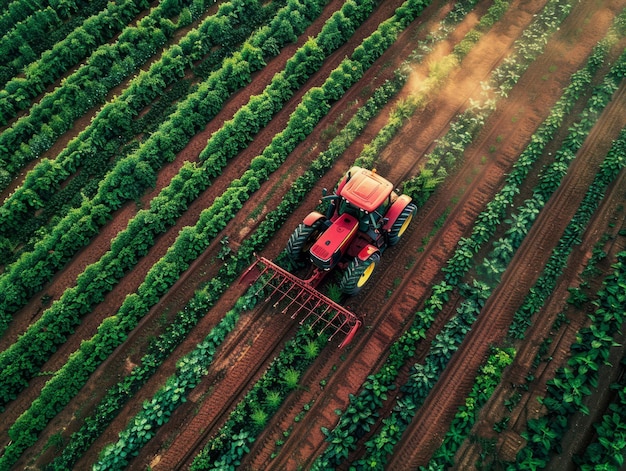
[0,0,410,466]
[44,70,405,470]
[313,10,622,467]
[0,0,200,184]
[0,0,363,403]
[0,0,148,101]
[0,0,81,38]
[0,0,324,331]
[84,1,434,467]
[419,347,516,469]
[512,128,626,469]
[577,356,626,470]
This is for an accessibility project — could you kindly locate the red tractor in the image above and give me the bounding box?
[286,166,416,293]
[242,166,416,347]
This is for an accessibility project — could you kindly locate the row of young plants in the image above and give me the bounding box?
[513,248,626,470]
[576,356,626,470]
[312,9,618,466]
[72,1,436,467]
[91,289,264,470]
[0,0,147,98]
[0,0,198,180]
[402,0,575,204]
[0,0,370,407]
[186,316,325,470]
[418,347,516,470]
[508,128,626,341]
[43,72,407,470]
[420,111,626,471]
[351,40,626,470]
[0,1,421,466]
[0,0,290,260]
[0,0,323,331]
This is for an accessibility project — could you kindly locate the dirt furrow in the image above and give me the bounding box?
[52,1,417,468]
[235,0,576,466]
[388,78,626,469]
[456,159,626,468]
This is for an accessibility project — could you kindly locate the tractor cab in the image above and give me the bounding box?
[327,167,395,234]
[286,165,416,293]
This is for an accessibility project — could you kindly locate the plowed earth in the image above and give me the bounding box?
[3,0,626,469]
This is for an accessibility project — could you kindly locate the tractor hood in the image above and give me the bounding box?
[339,167,393,213]
[309,214,358,270]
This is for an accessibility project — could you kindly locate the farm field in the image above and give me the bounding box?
[1,0,626,469]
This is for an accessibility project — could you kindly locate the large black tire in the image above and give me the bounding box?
[388,203,417,246]
[340,251,380,296]
[285,220,325,265]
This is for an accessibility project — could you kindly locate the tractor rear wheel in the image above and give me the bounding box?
[340,251,380,296]
[388,203,417,246]
[286,221,325,265]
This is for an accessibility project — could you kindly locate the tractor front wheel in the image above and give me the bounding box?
[286,221,325,266]
[340,251,380,296]
[388,203,417,246]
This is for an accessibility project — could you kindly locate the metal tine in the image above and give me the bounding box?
[305,304,331,328]
[308,303,334,330]
[290,292,315,319]
[279,282,305,312]
[264,272,290,303]
[252,265,274,297]
[299,299,325,325]
[325,310,349,336]
[327,315,350,341]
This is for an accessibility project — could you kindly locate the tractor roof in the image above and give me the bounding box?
[338,167,394,213]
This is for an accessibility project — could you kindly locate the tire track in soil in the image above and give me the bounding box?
[454,105,626,468]
[239,0,561,465]
[240,0,626,467]
[387,75,626,469]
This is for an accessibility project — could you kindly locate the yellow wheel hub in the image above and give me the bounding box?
[397,212,413,238]
[357,261,376,287]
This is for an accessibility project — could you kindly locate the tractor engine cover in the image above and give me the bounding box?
[309,214,358,271]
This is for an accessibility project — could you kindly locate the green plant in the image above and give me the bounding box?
[303,340,320,360]
[283,368,301,390]
[251,407,269,428]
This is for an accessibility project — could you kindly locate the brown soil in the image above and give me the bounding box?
[3,0,626,469]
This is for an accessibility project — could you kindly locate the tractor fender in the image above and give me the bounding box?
[303,211,326,227]
[357,244,380,262]
[382,194,413,231]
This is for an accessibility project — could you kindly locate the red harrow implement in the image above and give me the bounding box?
[240,256,362,349]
